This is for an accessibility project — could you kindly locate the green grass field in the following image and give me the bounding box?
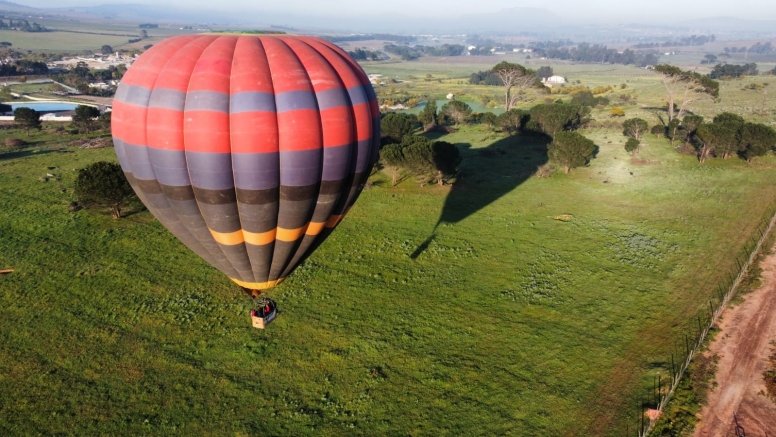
[2,112,776,435]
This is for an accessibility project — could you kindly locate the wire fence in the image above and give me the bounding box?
[622,198,776,437]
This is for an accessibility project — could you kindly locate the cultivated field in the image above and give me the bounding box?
[2,108,776,435]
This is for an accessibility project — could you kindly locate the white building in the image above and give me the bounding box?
[541,75,567,85]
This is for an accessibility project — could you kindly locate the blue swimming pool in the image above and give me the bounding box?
[7,102,79,113]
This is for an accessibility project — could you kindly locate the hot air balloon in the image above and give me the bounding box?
[111,34,380,326]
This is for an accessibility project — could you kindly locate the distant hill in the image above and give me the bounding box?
[0,0,40,13]
[679,16,776,33]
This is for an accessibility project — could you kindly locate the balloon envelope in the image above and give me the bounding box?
[111,34,380,290]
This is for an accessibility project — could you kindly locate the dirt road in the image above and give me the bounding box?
[694,246,776,437]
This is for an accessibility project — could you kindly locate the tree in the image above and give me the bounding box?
[480,112,497,129]
[72,105,101,133]
[680,114,704,145]
[536,66,553,79]
[711,113,744,159]
[440,100,472,126]
[491,61,536,110]
[496,109,529,135]
[13,107,41,136]
[694,123,723,163]
[666,118,681,146]
[431,141,461,185]
[654,64,719,123]
[548,131,596,173]
[380,142,404,186]
[529,104,590,138]
[380,113,418,144]
[74,161,136,218]
[624,138,640,156]
[100,45,114,55]
[741,122,776,162]
[650,125,665,138]
[0,103,11,114]
[140,29,148,39]
[0,86,13,101]
[380,135,461,185]
[418,99,437,129]
[622,118,648,140]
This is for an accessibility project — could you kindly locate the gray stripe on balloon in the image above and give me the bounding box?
[232,152,280,191]
[279,148,322,187]
[184,90,230,113]
[148,87,187,110]
[148,148,191,187]
[122,141,159,181]
[185,151,235,191]
[274,90,318,113]
[230,91,276,113]
[114,83,152,108]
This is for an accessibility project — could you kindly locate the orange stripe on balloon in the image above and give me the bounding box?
[243,229,277,246]
[305,221,326,236]
[276,225,308,242]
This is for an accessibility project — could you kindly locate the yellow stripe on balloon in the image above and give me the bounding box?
[230,277,285,290]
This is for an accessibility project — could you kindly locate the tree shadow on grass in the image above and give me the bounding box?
[0,147,60,161]
[411,133,550,259]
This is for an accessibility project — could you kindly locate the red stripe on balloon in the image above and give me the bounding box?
[230,36,278,155]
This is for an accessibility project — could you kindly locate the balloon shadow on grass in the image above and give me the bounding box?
[411,133,550,259]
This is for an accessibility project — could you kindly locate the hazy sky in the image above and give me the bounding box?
[12,0,776,22]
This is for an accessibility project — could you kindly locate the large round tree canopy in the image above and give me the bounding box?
[111,34,380,291]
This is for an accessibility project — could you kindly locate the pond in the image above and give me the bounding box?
[399,99,505,115]
[4,102,79,113]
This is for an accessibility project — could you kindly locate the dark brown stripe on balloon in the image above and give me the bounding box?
[160,184,196,202]
[235,186,279,205]
[192,186,237,205]
[280,184,319,202]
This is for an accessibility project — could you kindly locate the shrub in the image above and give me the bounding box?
[610,107,625,117]
[4,138,24,148]
[74,161,136,218]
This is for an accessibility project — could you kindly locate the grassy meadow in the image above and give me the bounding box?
[2,96,776,436]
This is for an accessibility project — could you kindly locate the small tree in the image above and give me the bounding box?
[529,104,590,138]
[431,141,461,185]
[680,114,704,145]
[100,45,114,55]
[549,131,596,173]
[440,100,472,126]
[418,99,437,129]
[712,114,744,159]
[694,123,722,163]
[380,143,405,186]
[13,107,41,136]
[624,138,640,156]
[72,105,101,134]
[0,86,13,101]
[496,109,529,135]
[650,125,665,138]
[536,66,553,80]
[480,112,497,129]
[741,122,776,162]
[622,118,648,140]
[74,161,136,218]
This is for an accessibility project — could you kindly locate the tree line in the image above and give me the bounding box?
[631,35,715,49]
[383,43,466,60]
[627,112,776,164]
[323,34,415,44]
[530,43,659,67]
[0,19,49,32]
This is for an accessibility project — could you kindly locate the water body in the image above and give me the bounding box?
[400,99,505,115]
[7,102,79,113]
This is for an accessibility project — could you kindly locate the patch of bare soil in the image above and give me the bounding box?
[694,244,776,437]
